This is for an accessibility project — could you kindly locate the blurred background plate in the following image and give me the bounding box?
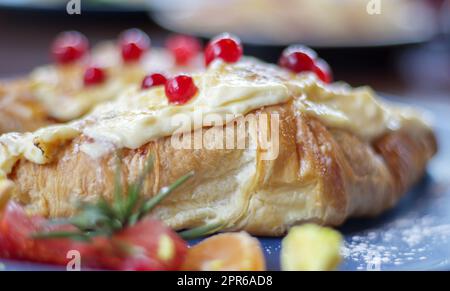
[144,0,450,79]
[146,0,441,48]
[1,95,449,271]
[0,0,148,13]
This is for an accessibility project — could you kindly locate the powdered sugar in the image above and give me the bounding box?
[341,215,450,270]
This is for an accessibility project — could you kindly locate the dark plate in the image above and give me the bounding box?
[1,95,449,271]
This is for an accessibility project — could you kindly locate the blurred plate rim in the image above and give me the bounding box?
[0,0,148,13]
[149,4,439,49]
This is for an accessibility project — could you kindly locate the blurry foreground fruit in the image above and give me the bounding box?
[281,224,342,271]
[182,232,266,271]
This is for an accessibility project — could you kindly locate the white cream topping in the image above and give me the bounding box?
[289,80,430,141]
[0,125,78,179]
[80,59,292,154]
[0,57,431,178]
[29,46,201,121]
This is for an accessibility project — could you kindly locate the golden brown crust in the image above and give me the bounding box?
[374,130,437,195]
[7,101,437,235]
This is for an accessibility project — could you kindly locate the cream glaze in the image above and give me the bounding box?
[0,57,431,179]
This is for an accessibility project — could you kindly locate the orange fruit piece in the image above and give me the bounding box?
[182,232,266,271]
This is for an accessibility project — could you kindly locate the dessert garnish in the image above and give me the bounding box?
[51,31,89,65]
[0,156,218,270]
[204,33,243,66]
[181,232,266,271]
[83,66,106,86]
[141,73,168,90]
[279,45,332,83]
[281,224,342,271]
[119,28,151,63]
[278,45,317,73]
[165,34,202,66]
[33,156,193,240]
[312,58,333,84]
[165,74,198,104]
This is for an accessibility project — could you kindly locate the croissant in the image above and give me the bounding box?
[0,57,437,236]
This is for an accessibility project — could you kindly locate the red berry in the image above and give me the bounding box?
[278,45,317,73]
[165,75,198,104]
[119,28,151,63]
[84,66,106,86]
[51,31,89,64]
[204,33,243,66]
[166,35,202,66]
[142,73,167,89]
[313,59,333,83]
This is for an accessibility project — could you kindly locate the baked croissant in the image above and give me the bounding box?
[0,42,201,134]
[0,57,437,236]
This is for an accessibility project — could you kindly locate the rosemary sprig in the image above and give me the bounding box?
[33,155,193,241]
[32,231,91,242]
[128,172,194,226]
[178,221,225,240]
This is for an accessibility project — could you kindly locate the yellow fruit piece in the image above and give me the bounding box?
[157,234,175,262]
[182,232,266,271]
[281,224,343,271]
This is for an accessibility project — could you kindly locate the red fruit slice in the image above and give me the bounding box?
[166,34,202,66]
[204,33,243,66]
[0,203,188,271]
[92,219,188,271]
[51,31,89,64]
[278,45,317,73]
[165,75,198,104]
[119,28,151,63]
[83,66,106,86]
[312,59,333,83]
[142,73,167,90]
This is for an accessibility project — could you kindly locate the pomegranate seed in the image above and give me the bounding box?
[165,75,198,104]
[204,33,243,66]
[142,73,167,89]
[278,45,317,73]
[313,59,333,83]
[51,31,89,64]
[119,28,151,63]
[166,35,201,66]
[84,66,106,86]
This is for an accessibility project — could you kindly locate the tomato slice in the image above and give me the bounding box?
[89,219,188,271]
[0,202,85,264]
[0,203,188,270]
